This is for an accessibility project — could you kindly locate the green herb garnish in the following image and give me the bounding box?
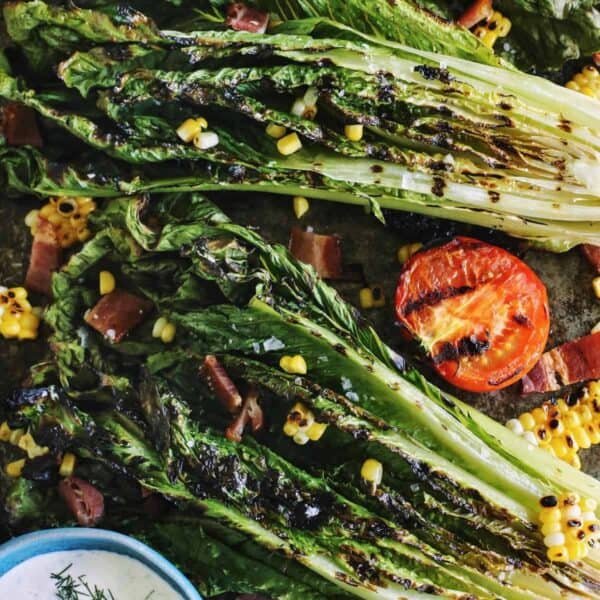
[51,564,116,600]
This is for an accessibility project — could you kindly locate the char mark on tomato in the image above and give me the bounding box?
[402,285,474,317]
[432,335,490,365]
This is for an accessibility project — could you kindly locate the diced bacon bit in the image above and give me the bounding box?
[289,227,343,279]
[58,476,104,527]
[226,3,269,33]
[2,102,43,148]
[25,218,62,296]
[225,387,264,443]
[457,0,493,28]
[522,332,600,393]
[84,289,152,343]
[582,245,600,273]
[200,355,242,414]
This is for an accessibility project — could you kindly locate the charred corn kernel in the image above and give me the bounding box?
[361,459,383,486]
[8,428,24,446]
[152,317,168,338]
[99,270,116,295]
[291,98,307,117]
[283,420,300,437]
[193,131,219,150]
[287,402,314,428]
[17,432,48,459]
[0,286,41,340]
[30,197,96,249]
[547,545,569,562]
[360,285,385,310]
[0,422,11,442]
[24,209,39,228]
[345,124,364,142]
[566,65,600,100]
[306,422,328,441]
[59,452,77,477]
[280,355,307,375]
[293,196,310,219]
[160,322,176,344]
[266,123,286,138]
[473,11,511,48]
[176,118,206,143]
[5,459,25,478]
[277,132,302,156]
[397,242,423,264]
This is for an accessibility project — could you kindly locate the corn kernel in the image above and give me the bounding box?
[306,422,328,441]
[59,452,77,477]
[518,412,536,430]
[293,431,310,445]
[266,123,287,138]
[177,118,204,143]
[17,432,48,459]
[193,131,220,150]
[539,507,561,523]
[566,541,587,561]
[506,419,524,435]
[277,133,302,156]
[24,209,39,228]
[345,124,364,142]
[160,322,177,344]
[541,521,562,536]
[572,427,592,449]
[280,355,307,375]
[0,422,11,442]
[5,459,26,478]
[361,458,383,486]
[544,532,566,548]
[359,287,374,310]
[547,545,568,562]
[8,428,24,446]
[397,242,423,264]
[152,317,168,338]
[99,270,116,295]
[293,196,310,219]
[593,277,600,299]
[283,420,300,437]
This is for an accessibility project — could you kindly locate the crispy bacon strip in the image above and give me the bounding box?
[2,102,43,147]
[201,355,243,413]
[225,388,264,443]
[226,3,269,33]
[289,227,343,279]
[582,245,600,273]
[522,332,600,393]
[457,0,493,28]
[25,218,62,296]
[58,476,104,526]
[84,289,152,343]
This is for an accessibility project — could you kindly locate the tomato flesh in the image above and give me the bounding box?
[395,236,549,392]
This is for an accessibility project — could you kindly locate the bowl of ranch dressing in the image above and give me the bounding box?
[0,528,202,600]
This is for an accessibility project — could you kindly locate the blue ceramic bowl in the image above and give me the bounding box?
[0,528,202,599]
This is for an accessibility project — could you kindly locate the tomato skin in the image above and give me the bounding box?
[395,236,549,393]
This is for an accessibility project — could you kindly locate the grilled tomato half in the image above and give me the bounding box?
[395,236,549,392]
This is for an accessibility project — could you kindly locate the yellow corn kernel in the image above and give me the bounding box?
[579,406,594,423]
[583,498,598,512]
[551,436,568,459]
[361,458,383,486]
[572,427,592,449]
[397,242,423,264]
[359,287,374,310]
[344,124,364,142]
[293,431,310,445]
[293,196,310,219]
[518,412,536,431]
[99,271,116,296]
[539,507,561,524]
[277,133,302,156]
[1,316,21,339]
[0,422,11,442]
[5,459,26,478]
[8,428,24,446]
[593,277,600,299]
[566,81,580,91]
[280,355,307,375]
[266,123,286,139]
[59,452,77,478]
[564,412,581,429]
[152,317,168,338]
[176,118,205,143]
[160,322,177,344]
[541,521,562,536]
[306,422,328,441]
[531,407,547,424]
[17,432,49,459]
[547,545,569,562]
[566,541,587,561]
[570,453,582,470]
[478,29,498,48]
[283,420,300,437]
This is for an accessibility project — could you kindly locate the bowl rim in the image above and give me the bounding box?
[0,527,202,599]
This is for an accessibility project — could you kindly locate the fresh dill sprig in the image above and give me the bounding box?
[51,564,116,600]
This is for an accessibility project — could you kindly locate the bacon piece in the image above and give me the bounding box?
[457,0,493,28]
[226,3,269,33]
[593,53,600,67]
[581,245,600,273]
[225,388,264,443]
[289,227,343,279]
[2,102,43,147]
[522,332,600,393]
[201,355,242,413]
[58,476,104,526]
[84,289,152,343]
[25,218,62,296]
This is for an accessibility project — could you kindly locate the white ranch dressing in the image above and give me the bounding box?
[0,549,183,599]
